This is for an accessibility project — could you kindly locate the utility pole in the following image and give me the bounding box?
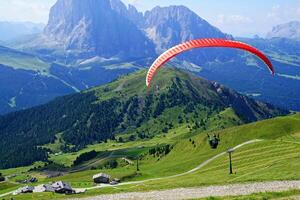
[136,156,140,172]
[227,148,234,174]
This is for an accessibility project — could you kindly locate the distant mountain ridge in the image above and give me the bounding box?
[0,21,44,41]
[267,21,300,40]
[36,0,232,61]
[1,0,300,115]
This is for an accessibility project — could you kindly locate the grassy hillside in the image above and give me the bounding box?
[0,45,138,115]
[0,68,286,169]
[0,46,49,74]
[1,114,300,200]
[69,114,300,194]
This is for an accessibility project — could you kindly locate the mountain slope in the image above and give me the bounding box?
[0,44,139,115]
[4,0,300,115]
[267,21,300,40]
[0,68,287,169]
[0,45,49,72]
[0,45,76,114]
[237,37,300,110]
[0,64,77,115]
[2,112,300,200]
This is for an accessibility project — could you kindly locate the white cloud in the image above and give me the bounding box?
[266,4,300,24]
[123,0,143,8]
[213,14,255,37]
[126,0,139,5]
[267,5,281,21]
[0,0,56,23]
[216,14,253,25]
[229,15,253,23]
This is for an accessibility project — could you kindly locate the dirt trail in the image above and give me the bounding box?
[81,139,262,191]
[71,181,300,200]
[5,139,289,200]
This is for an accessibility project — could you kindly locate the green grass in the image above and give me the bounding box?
[48,106,240,168]
[51,114,300,175]
[2,114,300,199]
[71,114,300,194]
[0,49,50,73]
[267,51,300,66]
[42,133,65,154]
[0,182,19,195]
[2,192,64,200]
[164,140,300,186]
[0,162,44,177]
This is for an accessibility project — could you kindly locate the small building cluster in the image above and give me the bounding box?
[13,186,35,194]
[13,181,85,195]
[33,184,55,193]
[16,177,38,184]
[12,173,119,196]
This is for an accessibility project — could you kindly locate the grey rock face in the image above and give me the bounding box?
[44,0,155,58]
[267,21,300,40]
[140,5,235,65]
[43,1,235,63]
[143,6,231,52]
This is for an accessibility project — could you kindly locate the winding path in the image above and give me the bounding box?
[0,191,14,198]
[81,139,263,191]
[68,139,300,200]
[5,139,299,200]
[2,140,258,198]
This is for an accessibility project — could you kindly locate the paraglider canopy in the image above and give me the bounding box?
[146,38,275,87]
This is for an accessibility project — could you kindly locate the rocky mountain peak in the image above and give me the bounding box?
[44,0,155,58]
[143,5,231,52]
[267,21,300,40]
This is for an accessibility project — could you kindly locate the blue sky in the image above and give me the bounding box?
[0,0,299,37]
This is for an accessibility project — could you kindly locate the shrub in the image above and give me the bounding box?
[73,150,98,166]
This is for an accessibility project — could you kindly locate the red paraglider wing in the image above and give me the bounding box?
[146,38,274,87]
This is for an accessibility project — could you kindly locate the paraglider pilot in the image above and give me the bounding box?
[207,134,220,149]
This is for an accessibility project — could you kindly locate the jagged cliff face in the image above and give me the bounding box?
[43,0,233,61]
[143,6,231,52]
[44,0,155,58]
[141,6,235,65]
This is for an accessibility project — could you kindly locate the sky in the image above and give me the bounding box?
[0,0,299,37]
